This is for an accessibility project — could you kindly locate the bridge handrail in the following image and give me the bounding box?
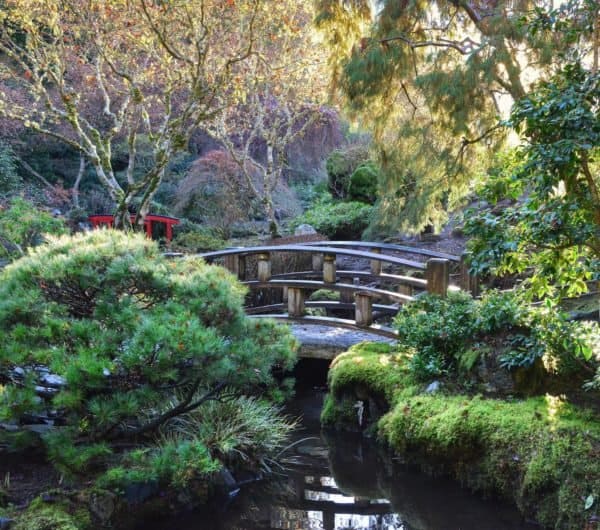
[298,240,461,262]
[244,279,414,303]
[198,244,427,271]
[271,270,427,289]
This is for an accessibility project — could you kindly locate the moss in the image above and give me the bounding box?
[327,342,417,403]
[322,342,420,430]
[324,342,600,530]
[12,497,92,530]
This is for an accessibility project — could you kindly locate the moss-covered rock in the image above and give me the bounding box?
[323,341,600,530]
[11,497,91,530]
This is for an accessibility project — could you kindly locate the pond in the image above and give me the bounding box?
[141,363,539,530]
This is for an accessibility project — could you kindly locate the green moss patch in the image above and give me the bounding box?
[323,342,600,529]
[12,497,91,530]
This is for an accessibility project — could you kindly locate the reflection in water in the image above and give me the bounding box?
[141,388,538,530]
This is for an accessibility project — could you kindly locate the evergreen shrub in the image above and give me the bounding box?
[0,197,67,260]
[290,199,372,239]
[325,144,369,199]
[0,230,297,481]
[348,161,379,204]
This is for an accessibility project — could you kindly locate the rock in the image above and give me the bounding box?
[214,467,237,492]
[425,381,441,394]
[40,374,66,387]
[294,224,317,236]
[124,480,159,504]
[89,491,116,523]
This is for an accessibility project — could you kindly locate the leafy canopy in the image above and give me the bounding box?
[466,62,600,301]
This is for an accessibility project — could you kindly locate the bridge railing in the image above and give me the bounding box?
[198,242,478,337]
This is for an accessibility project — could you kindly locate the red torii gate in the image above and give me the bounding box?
[88,214,180,242]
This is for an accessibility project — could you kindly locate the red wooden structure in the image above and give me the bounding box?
[88,214,180,242]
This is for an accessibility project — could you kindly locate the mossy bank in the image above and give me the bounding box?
[321,342,600,530]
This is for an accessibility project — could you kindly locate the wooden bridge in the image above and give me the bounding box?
[199,241,479,339]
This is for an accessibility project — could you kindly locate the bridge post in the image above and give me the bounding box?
[426,258,449,296]
[323,253,336,284]
[224,254,246,280]
[312,253,323,273]
[354,291,373,327]
[370,247,382,275]
[257,252,271,282]
[398,283,412,297]
[287,287,305,317]
[460,253,480,297]
[341,277,359,304]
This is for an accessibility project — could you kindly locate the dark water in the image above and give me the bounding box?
[142,380,539,530]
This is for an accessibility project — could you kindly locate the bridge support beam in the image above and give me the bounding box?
[224,254,246,280]
[287,287,305,317]
[426,258,449,297]
[460,253,480,297]
[323,253,336,284]
[257,253,271,282]
[370,247,382,275]
[355,291,373,327]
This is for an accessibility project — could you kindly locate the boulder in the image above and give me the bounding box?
[294,224,317,236]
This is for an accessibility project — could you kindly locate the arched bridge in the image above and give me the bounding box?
[199,241,479,339]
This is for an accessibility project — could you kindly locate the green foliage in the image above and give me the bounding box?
[0,197,67,260]
[171,229,226,253]
[168,395,298,473]
[290,197,373,239]
[393,291,600,383]
[0,141,21,195]
[0,230,297,477]
[465,63,600,301]
[325,144,369,199]
[97,394,297,491]
[348,161,379,204]
[12,503,87,530]
[316,1,593,235]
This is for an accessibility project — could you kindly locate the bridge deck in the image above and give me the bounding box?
[249,314,398,339]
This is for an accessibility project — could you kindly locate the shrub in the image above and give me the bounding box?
[290,199,373,239]
[348,161,379,204]
[173,150,253,239]
[171,229,226,252]
[0,230,297,479]
[0,197,67,260]
[394,291,600,383]
[325,144,369,199]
